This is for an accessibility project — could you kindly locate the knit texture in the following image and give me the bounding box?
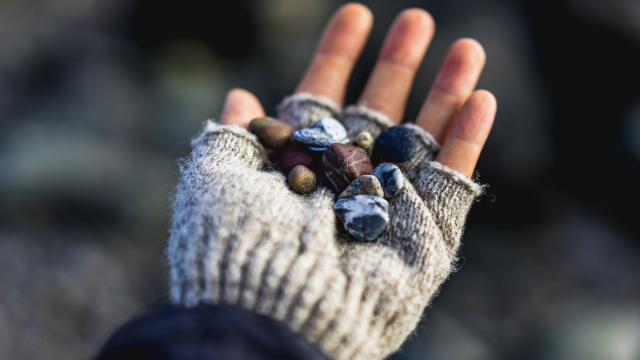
[342,105,395,139]
[278,92,341,131]
[168,94,482,360]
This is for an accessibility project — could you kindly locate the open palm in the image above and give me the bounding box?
[219,3,496,178]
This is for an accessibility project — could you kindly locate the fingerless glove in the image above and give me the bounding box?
[168,93,482,360]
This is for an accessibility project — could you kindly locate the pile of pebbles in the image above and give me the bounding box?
[249,116,416,242]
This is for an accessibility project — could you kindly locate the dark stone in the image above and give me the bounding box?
[322,144,373,193]
[333,195,389,241]
[372,163,404,198]
[278,142,315,172]
[249,117,293,149]
[287,165,317,194]
[373,126,417,163]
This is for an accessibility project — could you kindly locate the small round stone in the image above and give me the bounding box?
[249,117,292,149]
[288,165,317,194]
[373,126,417,163]
[279,142,315,172]
[353,131,373,155]
[339,175,384,200]
[372,163,404,198]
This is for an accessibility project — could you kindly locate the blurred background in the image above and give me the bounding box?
[1,0,639,359]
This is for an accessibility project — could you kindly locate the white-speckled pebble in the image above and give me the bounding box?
[333,195,389,241]
[293,117,347,151]
[372,163,404,198]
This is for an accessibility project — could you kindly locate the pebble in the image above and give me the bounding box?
[322,143,373,193]
[338,175,384,200]
[373,126,417,163]
[334,195,389,241]
[372,163,404,198]
[293,117,347,151]
[249,117,293,150]
[353,131,373,156]
[288,165,317,194]
[279,142,315,172]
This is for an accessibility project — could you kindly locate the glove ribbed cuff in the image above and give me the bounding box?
[342,105,395,139]
[396,124,441,183]
[191,121,268,170]
[278,93,341,131]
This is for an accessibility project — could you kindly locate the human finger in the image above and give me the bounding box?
[435,90,496,177]
[357,8,434,122]
[415,38,486,144]
[219,88,265,128]
[295,3,373,104]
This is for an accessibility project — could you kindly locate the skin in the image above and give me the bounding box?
[220,3,497,178]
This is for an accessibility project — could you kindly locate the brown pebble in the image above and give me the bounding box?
[288,165,318,194]
[278,142,316,172]
[249,117,292,149]
[322,143,373,193]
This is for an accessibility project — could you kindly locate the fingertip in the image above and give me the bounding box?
[463,90,496,126]
[219,88,265,128]
[435,89,496,177]
[296,3,373,103]
[450,38,486,67]
[399,8,434,32]
[318,3,373,57]
[449,90,496,146]
[380,8,435,64]
[339,3,374,27]
[474,89,497,109]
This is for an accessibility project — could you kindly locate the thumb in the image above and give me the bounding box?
[219,88,265,128]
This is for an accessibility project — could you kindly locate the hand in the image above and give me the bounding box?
[219,3,496,178]
[169,5,495,358]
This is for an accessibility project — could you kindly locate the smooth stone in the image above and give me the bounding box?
[293,117,347,148]
[338,175,384,200]
[279,142,315,172]
[373,126,417,163]
[288,165,317,194]
[353,131,373,156]
[249,117,292,149]
[322,143,373,193]
[372,163,404,198]
[333,195,389,242]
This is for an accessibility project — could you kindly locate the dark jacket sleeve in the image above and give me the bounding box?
[95,303,330,360]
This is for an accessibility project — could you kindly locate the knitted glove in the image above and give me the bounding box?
[168,93,482,360]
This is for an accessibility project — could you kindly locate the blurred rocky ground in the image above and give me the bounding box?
[0,0,639,359]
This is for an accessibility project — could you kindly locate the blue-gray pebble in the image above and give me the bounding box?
[333,195,389,242]
[372,163,404,198]
[373,126,416,163]
[293,117,347,151]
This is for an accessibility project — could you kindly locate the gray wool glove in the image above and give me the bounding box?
[168,93,482,360]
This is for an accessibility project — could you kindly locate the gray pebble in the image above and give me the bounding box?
[333,195,389,241]
[293,117,347,150]
[372,163,404,198]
